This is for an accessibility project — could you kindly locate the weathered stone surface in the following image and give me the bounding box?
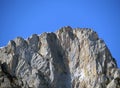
[107,78,120,88]
[0,26,119,88]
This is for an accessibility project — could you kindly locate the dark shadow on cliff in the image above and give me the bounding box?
[46,32,72,88]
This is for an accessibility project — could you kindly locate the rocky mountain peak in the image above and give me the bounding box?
[0,26,120,88]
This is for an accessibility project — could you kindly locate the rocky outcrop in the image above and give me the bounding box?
[0,26,120,88]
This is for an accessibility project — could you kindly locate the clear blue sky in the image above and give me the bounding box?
[0,0,120,67]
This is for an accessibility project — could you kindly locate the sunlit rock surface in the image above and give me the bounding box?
[0,26,120,88]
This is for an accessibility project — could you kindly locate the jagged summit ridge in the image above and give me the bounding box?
[0,26,120,88]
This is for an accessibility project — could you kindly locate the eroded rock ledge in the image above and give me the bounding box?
[0,26,120,88]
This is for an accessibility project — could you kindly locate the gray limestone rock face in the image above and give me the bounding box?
[0,26,119,88]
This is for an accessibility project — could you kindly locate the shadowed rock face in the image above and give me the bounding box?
[0,26,120,88]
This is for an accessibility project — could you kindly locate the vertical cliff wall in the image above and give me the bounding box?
[0,26,120,88]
